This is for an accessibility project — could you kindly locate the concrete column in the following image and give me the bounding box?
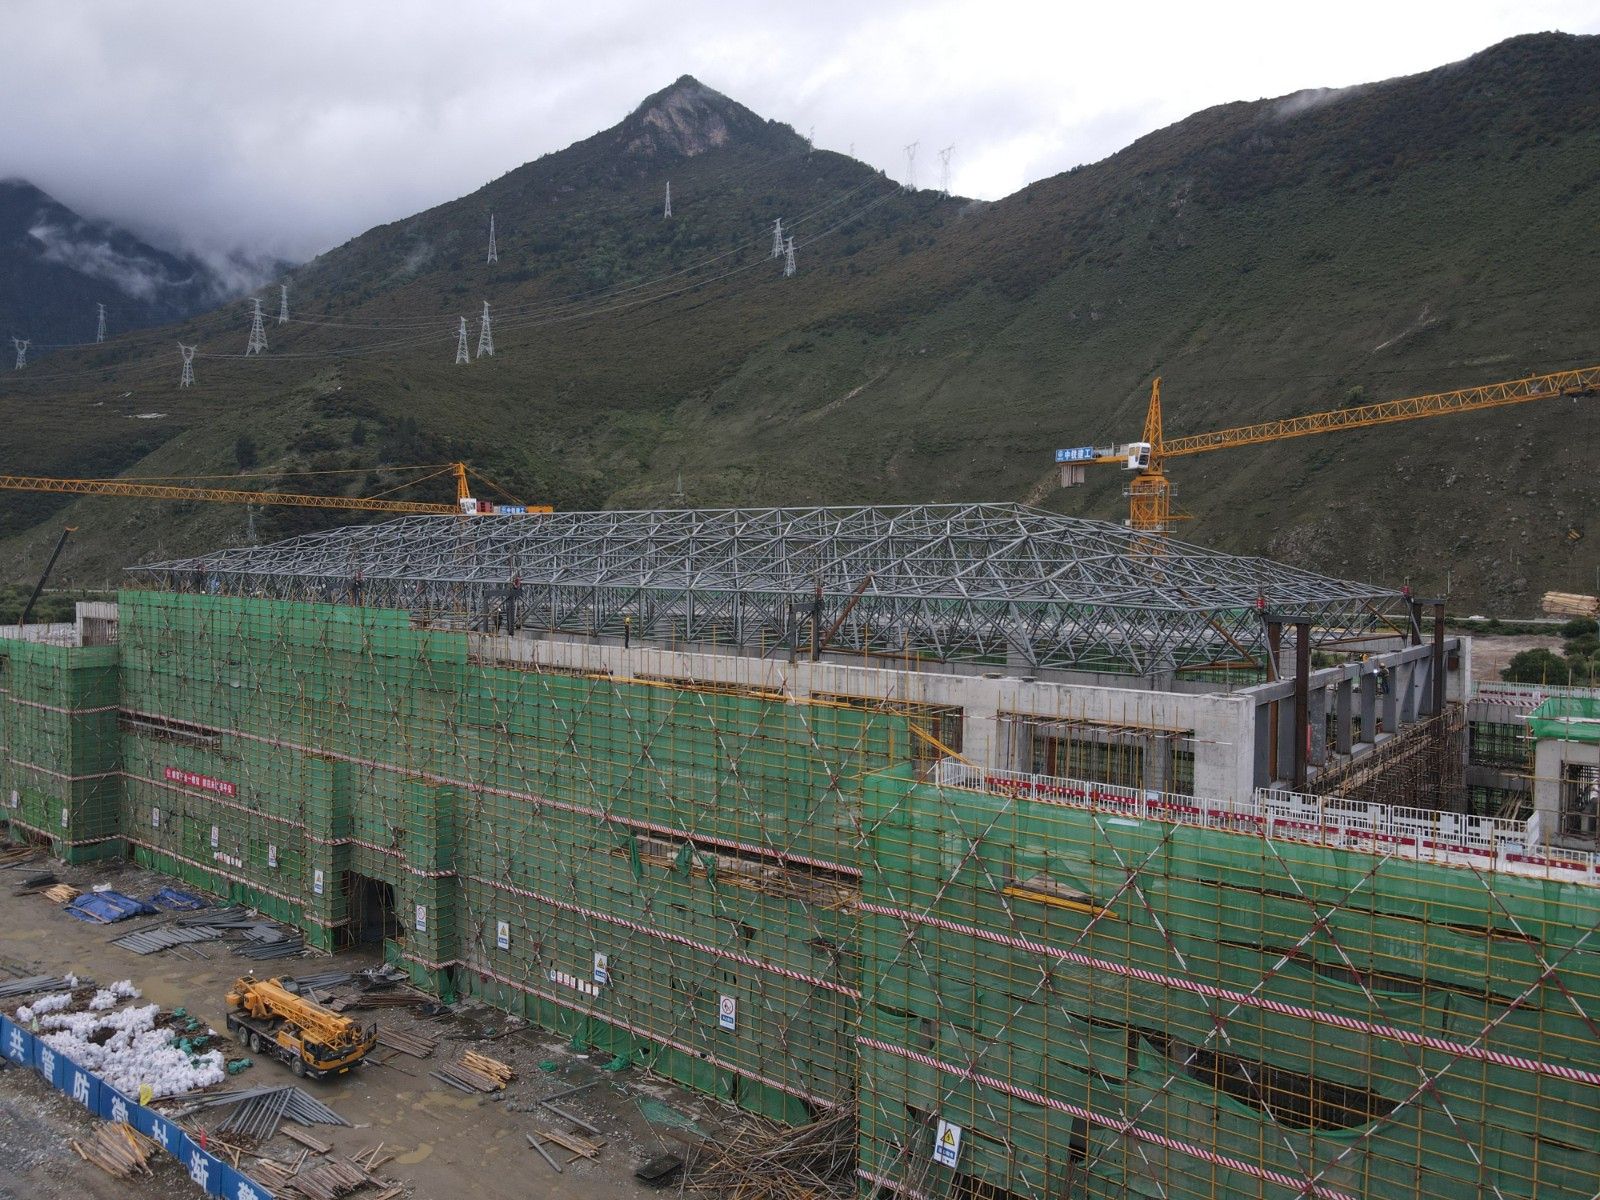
[1335,678,1354,756]
[1145,734,1174,794]
[962,712,1002,772]
[1253,703,1273,789]
[1308,686,1328,767]
[1359,670,1378,747]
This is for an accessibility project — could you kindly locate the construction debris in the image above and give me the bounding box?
[283,1152,389,1200]
[332,990,431,1011]
[375,1026,437,1058]
[110,924,222,954]
[234,928,306,960]
[70,1121,160,1178]
[0,973,85,1000]
[682,1108,855,1200]
[635,1152,685,1187]
[526,1131,564,1174]
[283,1125,332,1154]
[283,970,354,993]
[40,883,80,904]
[431,1049,513,1093]
[178,1084,351,1140]
[529,1124,603,1161]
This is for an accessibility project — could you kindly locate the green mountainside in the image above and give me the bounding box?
[1,37,1597,613]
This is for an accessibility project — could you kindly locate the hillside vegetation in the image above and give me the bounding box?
[1,38,1597,613]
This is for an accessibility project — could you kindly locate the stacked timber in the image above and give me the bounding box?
[1543,591,1600,618]
[430,1049,513,1092]
[70,1122,160,1177]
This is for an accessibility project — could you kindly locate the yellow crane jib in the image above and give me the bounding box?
[1055,365,1599,535]
[0,461,553,517]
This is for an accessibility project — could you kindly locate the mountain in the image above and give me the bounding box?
[1,39,1597,614]
[0,179,254,354]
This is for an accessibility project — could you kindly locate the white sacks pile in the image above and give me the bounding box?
[89,979,142,1011]
[35,982,224,1097]
[16,991,75,1023]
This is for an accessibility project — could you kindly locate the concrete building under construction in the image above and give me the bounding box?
[3,504,1597,1200]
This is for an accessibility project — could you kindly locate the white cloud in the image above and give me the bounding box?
[1,0,1595,263]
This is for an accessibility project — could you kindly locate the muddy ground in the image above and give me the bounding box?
[1468,632,1565,682]
[0,855,738,1200]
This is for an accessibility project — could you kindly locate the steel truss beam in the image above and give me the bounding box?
[131,505,1403,676]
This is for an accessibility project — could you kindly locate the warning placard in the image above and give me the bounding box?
[718,994,737,1032]
[933,1119,963,1168]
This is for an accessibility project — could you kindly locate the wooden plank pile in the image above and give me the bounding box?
[526,1125,605,1173]
[430,1049,513,1093]
[376,1026,438,1058]
[252,1144,396,1200]
[70,1122,160,1178]
[1544,591,1600,618]
[41,883,80,904]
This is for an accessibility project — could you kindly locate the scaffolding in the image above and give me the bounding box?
[3,580,1597,1198]
[131,504,1404,676]
[857,767,1600,1200]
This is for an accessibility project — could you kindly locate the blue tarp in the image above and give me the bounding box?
[149,886,208,911]
[64,890,156,924]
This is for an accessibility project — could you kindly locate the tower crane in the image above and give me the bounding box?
[0,462,551,517]
[1055,365,1600,533]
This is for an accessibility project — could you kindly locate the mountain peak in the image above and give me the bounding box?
[621,75,802,159]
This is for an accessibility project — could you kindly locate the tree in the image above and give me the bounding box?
[1502,648,1570,683]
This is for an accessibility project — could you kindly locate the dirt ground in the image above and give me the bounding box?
[0,855,739,1200]
[1467,632,1565,682]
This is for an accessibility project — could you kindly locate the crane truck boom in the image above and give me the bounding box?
[224,976,375,1079]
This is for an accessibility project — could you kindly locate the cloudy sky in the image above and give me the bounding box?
[5,0,1598,268]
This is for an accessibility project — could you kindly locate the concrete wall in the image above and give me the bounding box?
[473,632,1265,804]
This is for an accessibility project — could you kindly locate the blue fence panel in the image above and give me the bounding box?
[62,1058,101,1113]
[0,1015,30,1065]
[0,1010,267,1199]
[32,1038,66,1090]
[97,1081,135,1126]
[179,1141,229,1196]
[142,1110,194,1170]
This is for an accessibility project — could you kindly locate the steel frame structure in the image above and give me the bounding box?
[130,504,1402,676]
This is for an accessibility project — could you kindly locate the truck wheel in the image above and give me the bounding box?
[291,1056,307,1078]
[247,1031,261,1053]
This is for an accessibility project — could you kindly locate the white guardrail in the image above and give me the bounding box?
[933,761,1599,882]
[1472,680,1600,707]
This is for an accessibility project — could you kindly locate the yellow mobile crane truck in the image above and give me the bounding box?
[224,976,376,1079]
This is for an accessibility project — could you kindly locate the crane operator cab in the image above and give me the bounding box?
[1125,442,1154,471]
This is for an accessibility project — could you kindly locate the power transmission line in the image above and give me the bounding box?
[178,342,196,388]
[278,284,289,325]
[783,236,796,278]
[903,142,919,191]
[771,218,784,259]
[455,317,470,365]
[12,338,28,369]
[96,303,106,343]
[663,181,672,219]
[939,145,954,197]
[487,213,498,264]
